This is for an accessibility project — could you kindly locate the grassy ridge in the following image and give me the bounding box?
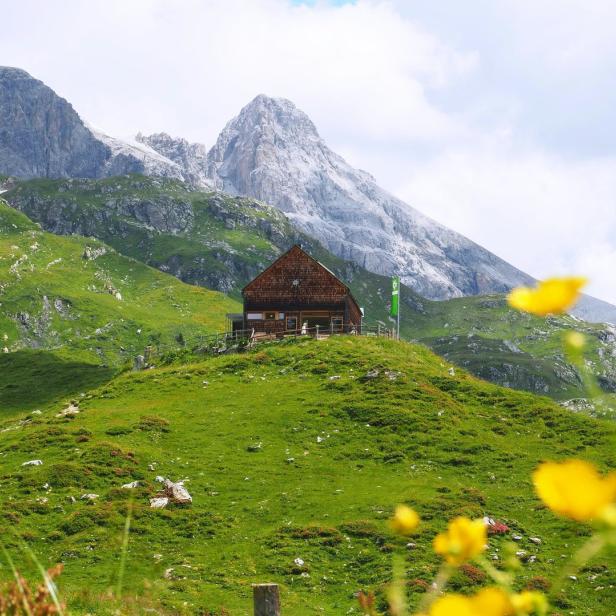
[0,198,239,370]
[0,336,614,614]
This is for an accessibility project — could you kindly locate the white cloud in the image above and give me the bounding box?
[396,144,616,304]
[0,0,476,146]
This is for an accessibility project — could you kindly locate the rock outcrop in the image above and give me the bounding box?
[136,132,211,188]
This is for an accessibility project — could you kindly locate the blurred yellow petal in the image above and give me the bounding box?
[564,330,586,351]
[433,517,487,566]
[428,589,514,616]
[533,459,616,522]
[507,277,587,316]
[471,588,514,616]
[429,594,474,616]
[511,591,548,614]
[390,504,420,535]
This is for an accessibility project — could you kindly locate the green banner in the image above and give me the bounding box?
[390,276,400,317]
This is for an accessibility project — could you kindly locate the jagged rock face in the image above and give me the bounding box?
[0,67,185,182]
[0,67,110,178]
[6,178,194,236]
[136,132,211,189]
[206,94,535,300]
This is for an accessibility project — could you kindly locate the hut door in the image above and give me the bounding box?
[286,316,298,332]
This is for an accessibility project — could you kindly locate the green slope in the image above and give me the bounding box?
[0,336,613,614]
[0,198,239,413]
[3,176,616,403]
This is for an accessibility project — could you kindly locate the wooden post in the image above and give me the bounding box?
[253,583,280,616]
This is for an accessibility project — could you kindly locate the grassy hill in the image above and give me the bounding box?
[0,198,239,414]
[0,336,614,614]
[3,176,616,403]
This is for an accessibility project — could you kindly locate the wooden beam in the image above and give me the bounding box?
[253,583,281,616]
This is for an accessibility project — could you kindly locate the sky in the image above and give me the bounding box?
[1,0,615,304]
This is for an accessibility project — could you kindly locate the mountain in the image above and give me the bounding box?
[0,67,185,183]
[204,95,536,300]
[2,68,614,324]
[0,335,614,613]
[136,132,211,188]
[3,176,616,403]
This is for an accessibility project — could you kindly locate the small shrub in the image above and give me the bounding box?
[136,415,170,432]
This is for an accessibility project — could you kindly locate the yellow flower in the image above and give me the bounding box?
[533,459,616,522]
[433,517,487,565]
[507,277,587,316]
[429,588,513,616]
[390,504,420,535]
[511,591,548,614]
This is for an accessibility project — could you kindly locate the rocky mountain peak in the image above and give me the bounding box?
[135,132,211,188]
[0,67,187,183]
[0,65,110,178]
[206,95,535,300]
[236,94,320,138]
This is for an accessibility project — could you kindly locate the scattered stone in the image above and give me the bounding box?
[56,402,79,418]
[294,557,305,566]
[151,477,192,506]
[328,375,341,381]
[36,497,48,504]
[150,497,169,509]
[81,493,99,501]
[82,246,107,261]
[364,369,380,380]
[384,370,402,380]
[163,479,192,504]
[406,542,417,550]
[122,481,141,489]
[512,534,523,541]
[529,537,542,545]
[67,496,76,503]
[163,567,174,579]
[31,410,42,415]
[448,367,456,376]
[133,355,146,371]
[22,459,43,466]
[569,575,577,581]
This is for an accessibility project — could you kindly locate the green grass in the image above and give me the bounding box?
[0,336,613,614]
[0,198,239,368]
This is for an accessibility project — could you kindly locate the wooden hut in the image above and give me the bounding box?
[228,245,363,336]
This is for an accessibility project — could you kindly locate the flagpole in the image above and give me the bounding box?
[397,293,400,340]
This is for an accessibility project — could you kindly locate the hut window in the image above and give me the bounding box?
[265,311,276,320]
[247,313,263,320]
[277,312,285,320]
[292,279,300,286]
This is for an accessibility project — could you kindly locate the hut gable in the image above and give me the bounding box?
[237,245,363,335]
[243,245,352,310]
